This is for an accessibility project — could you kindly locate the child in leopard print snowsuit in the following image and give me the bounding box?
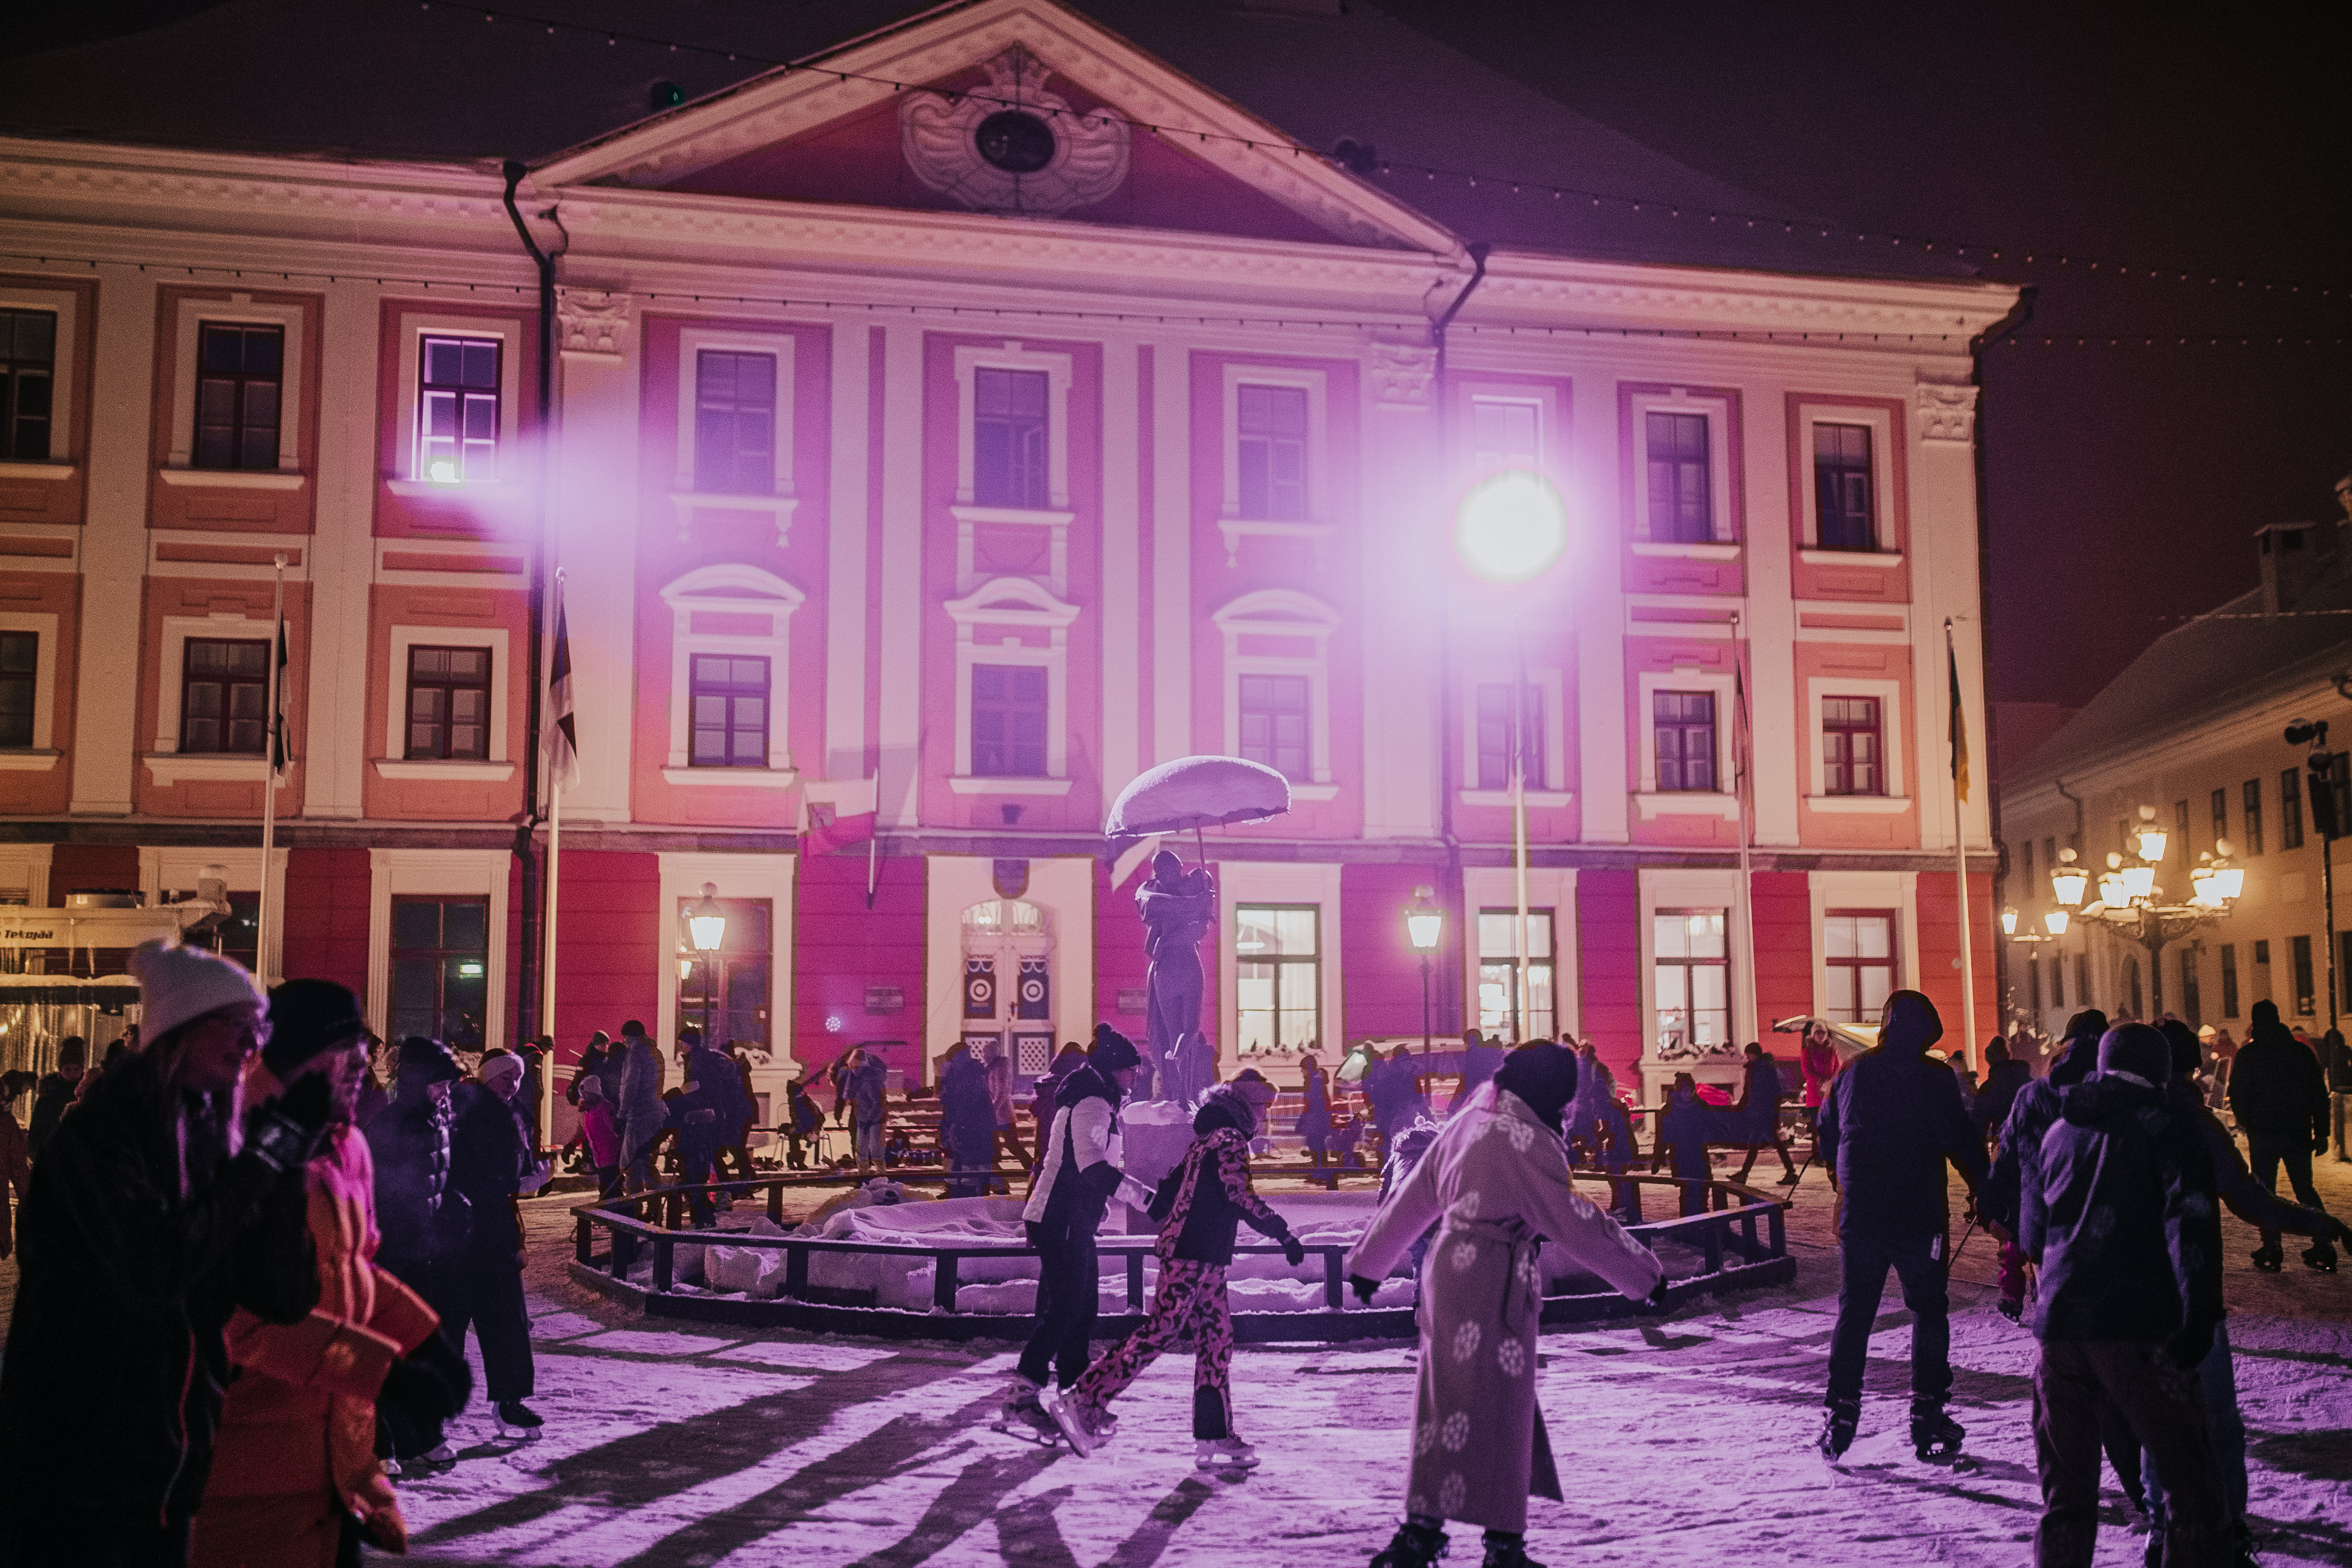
[1052,1076,1303,1467]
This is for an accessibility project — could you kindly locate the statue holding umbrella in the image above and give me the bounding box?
[1105,756,1291,1104]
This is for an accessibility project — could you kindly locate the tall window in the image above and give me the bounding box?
[417,335,500,483]
[1,308,56,461]
[404,645,490,761]
[180,637,269,754]
[2180,948,2201,1028]
[2253,940,2272,1010]
[1471,398,1540,472]
[2022,838,2036,881]
[1237,673,1310,782]
[693,349,775,495]
[2124,957,2143,1020]
[970,663,1046,777]
[2281,768,2304,850]
[2292,936,2315,1016]
[1653,910,1729,1056]
[2211,787,2227,846]
[1813,423,1875,550]
[1822,696,1883,796]
[2175,800,2191,864]
[1645,411,1711,542]
[1236,384,1308,520]
[1475,683,1544,792]
[689,654,769,768]
[2328,753,2352,839]
[678,897,772,1046]
[0,631,34,749]
[1653,691,1716,792]
[388,897,488,1045]
[2242,778,2264,854]
[1477,909,1555,1042]
[194,323,283,470]
[972,367,1048,509]
[1824,910,1896,1025]
[1235,905,1319,1055]
[2220,943,2240,1018]
[2051,943,2065,1008]
[2075,952,2090,1011]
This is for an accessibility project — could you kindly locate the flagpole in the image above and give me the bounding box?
[541,568,569,1147]
[1948,618,1979,1074]
[1733,611,1757,1051]
[259,553,285,982]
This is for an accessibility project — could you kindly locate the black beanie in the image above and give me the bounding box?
[1090,1023,1142,1073]
[2156,1019,2203,1080]
[263,979,366,1081]
[1494,1040,1578,1133]
[2098,1023,2171,1083]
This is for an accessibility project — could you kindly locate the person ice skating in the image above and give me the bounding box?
[2023,1023,2228,1568]
[0,939,329,1567]
[192,980,448,1568]
[613,1020,666,1192]
[23,1033,82,1160]
[1565,1041,1636,1182]
[784,1075,822,1171]
[442,1051,551,1441]
[1298,1053,1333,1168]
[1728,1042,1799,1186]
[365,1037,472,1465]
[1049,1080,1305,1467]
[576,1075,623,1197]
[940,1037,998,1198]
[1812,989,1987,1464]
[1137,849,1215,1098]
[1985,1010,2108,1322]
[843,1046,889,1171]
[1002,1026,1155,1443]
[674,1027,747,1227]
[1653,1072,1716,1215]
[1347,1042,1665,1568]
[1972,1036,2033,1143]
[1799,1021,1840,1131]
[1455,1029,1507,1112]
[2228,999,2335,1271]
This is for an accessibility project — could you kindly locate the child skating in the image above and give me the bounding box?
[1047,1077,1303,1471]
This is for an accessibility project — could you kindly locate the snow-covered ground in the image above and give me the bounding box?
[389,1279,2352,1567]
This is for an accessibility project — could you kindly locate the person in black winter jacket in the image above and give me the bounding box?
[1812,989,1987,1463]
[2227,999,2333,1271]
[1971,1036,2032,1141]
[441,1057,547,1441]
[23,1034,84,1161]
[672,1029,747,1227]
[1984,1010,2106,1321]
[0,940,329,1567]
[365,1037,468,1462]
[2024,1022,2226,1568]
[1051,1082,1304,1466]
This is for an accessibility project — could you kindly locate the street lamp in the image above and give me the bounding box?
[2128,804,2169,864]
[2072,838,2240,1016]
[1405,887,1443,1056]
[687,882,727,1038]
[2049,848,2090,907]
[2043,909,2070,936]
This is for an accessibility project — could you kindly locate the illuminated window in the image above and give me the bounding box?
[1824,910,1896,1025]
[970,663,1047,777]
[1653,910,1729,1056]
[689,654,769,768]
[1238,673,1311,782]
[1236,384,1309,520]
[416,335,501,483]
[694,350,776,496]
[194,323,282,470]
[179,637,269,754]
[1475,683,1544,792]
[404,645,491,761]
[972,367,1048,509]
[1235,904,1319,1055]
[1471,397,1541,473]
[1813,422,1875,550]
[678,897,772,1047]
[1653,691,1716,792]
[0,632,34,749]
[1478,909,1555,1042]
[1822,696,1883,796]
[0,309,56,462]
[1645,411,1710,543]
[388,897,489,1044]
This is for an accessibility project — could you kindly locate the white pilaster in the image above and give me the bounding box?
[823,321,871,782]
[876,324,925,826]
[1742,374,1800,847]
[1099,338,1142,799]
[551,296,642,823]
[300,281,378,820]
[1150,343,1191,763]
[68,264,157,815]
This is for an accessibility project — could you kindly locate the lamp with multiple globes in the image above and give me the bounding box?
[2046,817,2244,1017]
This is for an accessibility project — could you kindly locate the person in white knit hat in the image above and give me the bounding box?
[0,939,335,1567]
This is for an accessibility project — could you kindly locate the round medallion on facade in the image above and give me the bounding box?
[900,45,1129,216]
[976,110,1056,173]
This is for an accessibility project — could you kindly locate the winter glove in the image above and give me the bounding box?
[1281,1234,1307,1268]
[1349,1272,1380,1305]
[247,1071,336,1175]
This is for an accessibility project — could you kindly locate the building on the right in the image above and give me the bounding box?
[2000,479,2352,1042]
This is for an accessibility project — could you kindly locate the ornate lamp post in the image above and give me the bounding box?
[1405,887,1445,1056]
[686,882,728,1039]
[2048,810,2242,1016]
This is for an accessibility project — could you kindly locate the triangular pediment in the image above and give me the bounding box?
[533,0,1456,254]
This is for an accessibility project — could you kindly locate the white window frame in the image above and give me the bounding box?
[1466,389,1550,477]
[658,562,804,786]
[163,294,306,477]
[146,610,281,783]
[944,576,1079,793]
[0,610,61,766]
[1627,388,1735,546]
[655,850,796,1068]
[953,342,1071,510]
[1458,664,1570,803]
[1218,363,1331,565]
[1807,870,1920,1022]
[1216,860,1344,1073]
[1633,666,1739,821]
[0,283,79,468]
[1795,400,1899,559]
[669,327,798,546]
[1212,588,1339,797]
[138,846,290,984]
[1805,674,1911,812]
[387,313,525,492]
[1460,864,1581,1040]
[374,624,512,782]
[366,847,511,1052]
[0,844,52,906]
[1637,866,1750,1096]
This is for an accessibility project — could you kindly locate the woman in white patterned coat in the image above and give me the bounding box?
[1345,1042,1664,1568]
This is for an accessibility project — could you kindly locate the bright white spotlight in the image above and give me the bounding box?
[1455,470,1567,583]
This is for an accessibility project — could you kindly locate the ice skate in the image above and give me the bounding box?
[1193,1435,1260,1471]
[1910,1401,1964,1463]
[991,1376,1061,1448]
[416,1441,457,1467]
[2250,1243,2284,1272]
[1369,1519,1449,1568]
[2300,1240,2337,1273]
[495,1400,544,1441]
[1048,1390,1113,1456]
[1816,1398,1859,1466]
[1481,1538,1544,1568]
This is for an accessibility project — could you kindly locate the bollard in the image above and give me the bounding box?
[653,1234,673,1294]
[1324,1248,1344,1310]
[1126,1251,1145,1310]
[784,1242,808,1301]
[574,1212,591,1265]
[934,1253,960,1312]
[769,1181,783,1225]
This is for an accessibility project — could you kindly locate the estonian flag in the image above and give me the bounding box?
[269,616,292,782]
[1947,639,1970,805]
[542,587,580,792]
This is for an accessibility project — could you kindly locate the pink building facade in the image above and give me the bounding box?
[0,0,2014,1104]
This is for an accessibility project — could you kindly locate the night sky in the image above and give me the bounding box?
[9,2,2346,719]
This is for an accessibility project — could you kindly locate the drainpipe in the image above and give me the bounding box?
[1432,242,1490,1037]
[503,160,556,1049]
[1968,283,2035,1033]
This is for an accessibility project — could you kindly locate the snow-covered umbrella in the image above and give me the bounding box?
[1105,754,1290,860]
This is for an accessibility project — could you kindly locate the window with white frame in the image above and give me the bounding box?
[194,322,284,471]
[417,335,501,484]
[1238,673,1311,782]
[690,654,770,768]
[970,664,1047,778]
[1236,384,1309,521]
[973,367,1050,509]
[0,632,35,749]
[1628,389,1736,545]
[1,309,56,462]
[1235,904,1320,1055]
[1821,696,1883,796]
[1804,678,1905,803]
[1645,410,1710,543]
[657,564,803,782]
[1471,397,1541,474]
[1478,908,1555,1041]
[1814,423,1874,550]
[1474,682,1544,792]
[404,645,490,761]
[694,350,776,496]
[1653,692,1717,792]
[1653,909,1730,1056]
[946,577,1077,789]
[181,637,270,755]
[1212,590,1338,790]
[388,896,489,1044]
[1823,909,1895,1023]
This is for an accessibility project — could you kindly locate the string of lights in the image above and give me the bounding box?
[413,0,2352,309]
[5,249,2348,350]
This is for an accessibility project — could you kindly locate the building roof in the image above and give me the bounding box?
[0,0,1977,283]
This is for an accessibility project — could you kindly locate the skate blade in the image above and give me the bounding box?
[987,1419,1062,1449]
[497,1426,544,1444]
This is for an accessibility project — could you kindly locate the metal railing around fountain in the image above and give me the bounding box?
[565,1166,1793,1342]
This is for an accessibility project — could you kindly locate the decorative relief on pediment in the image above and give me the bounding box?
[1368,342,1436,408]
[900,46,1130,216]
[557,289,634,359]
[1915,378,1979,444]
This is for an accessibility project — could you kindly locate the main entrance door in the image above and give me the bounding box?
[961,898,1054,1090]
